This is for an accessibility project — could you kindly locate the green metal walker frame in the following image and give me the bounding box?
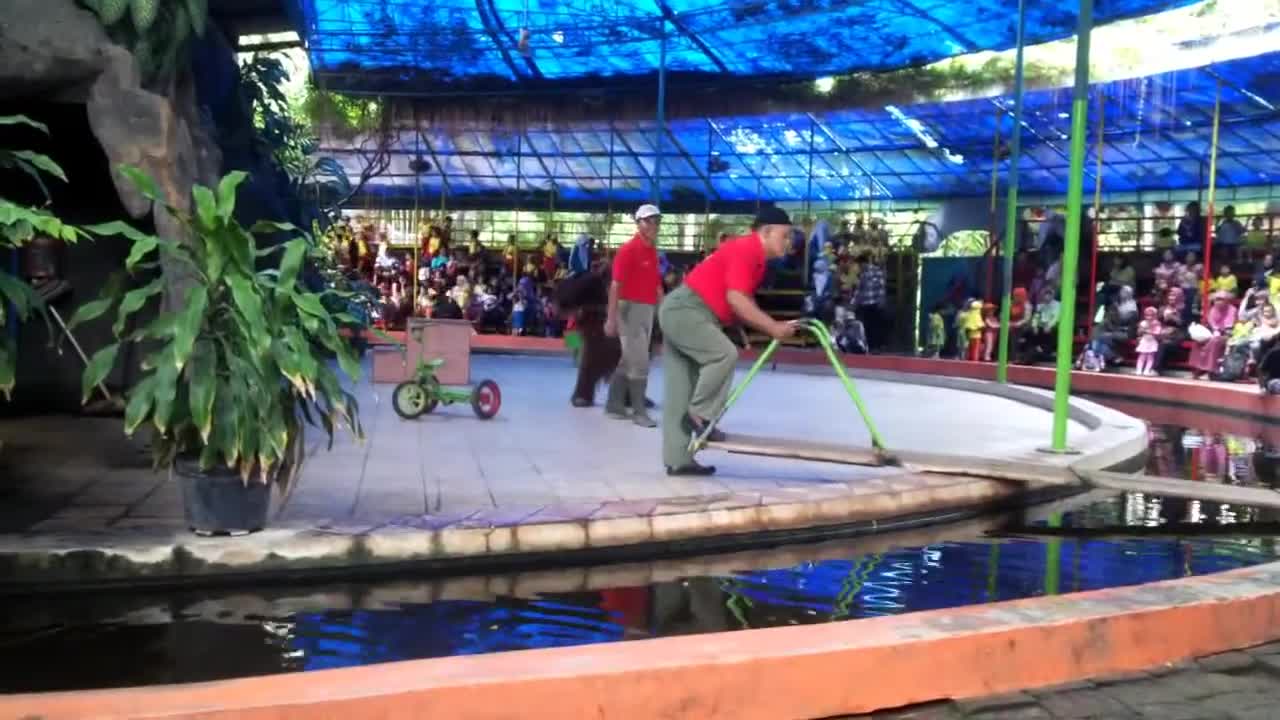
[688,318,892,457]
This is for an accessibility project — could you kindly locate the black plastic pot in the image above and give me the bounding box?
[173,458,271,536]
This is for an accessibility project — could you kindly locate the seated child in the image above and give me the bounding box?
[1210,264,1238,297]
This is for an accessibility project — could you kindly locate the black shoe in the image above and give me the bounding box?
[682,414,725,442]
[644,396,656,409]
[666,462,716,477]
[571,396,592,408]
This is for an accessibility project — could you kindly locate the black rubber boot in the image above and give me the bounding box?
[630,378,656,427]
[604,378,628,419]
[682,413,725,443]
[666,462,716,476]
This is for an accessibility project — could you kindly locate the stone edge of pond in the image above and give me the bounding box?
[0,377,1147,590]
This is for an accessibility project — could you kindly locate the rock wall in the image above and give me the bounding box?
[0,0,230,410]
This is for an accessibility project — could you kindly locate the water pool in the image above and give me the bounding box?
[4,408,1279,694]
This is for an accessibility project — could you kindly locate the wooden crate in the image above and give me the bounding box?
[371,346,408,384]
[406,318,472,385]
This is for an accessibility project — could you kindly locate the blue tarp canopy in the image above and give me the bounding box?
[295,0,1200,92]
[327,50,1280,205]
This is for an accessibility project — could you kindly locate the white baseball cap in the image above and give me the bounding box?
[634,204,662,221]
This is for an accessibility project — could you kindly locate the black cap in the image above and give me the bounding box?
[752,206,792,229]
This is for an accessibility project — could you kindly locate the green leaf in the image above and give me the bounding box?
[186,0,207,36]
[226,274,266,333]
[0,336,14,401]
[0,115,49,134]
[214,393,239,468]
[123,374,157,435]
[336,344,361,382]
[12,150,68,184]
[9,156,51,201]
[81,343,119,404]
[97,0,128,24]
[249,220,297,236]
[129,312,178,342]
[225,226,255,274]
[66,297,116,332]
[112,277,164,336]
[130,0,158,32]
[0,270,35,320]
[84,220,164,272]
[58,272,121,352]
[215,171,247,220]
[116,166,163,204]
[292,291,329,319]
[151,360,180,433]
[192,184,217,231]
[172,286,208,370]
[277,238,307,291]
[187,344,216,444]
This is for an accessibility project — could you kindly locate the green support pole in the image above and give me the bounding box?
[1048,0,1093,453]
[1044,513,1062,596]
[995,0,1027,384]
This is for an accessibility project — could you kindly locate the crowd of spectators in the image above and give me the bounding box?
[324,201,1280,391]
[923,202,1280,391]
[322,214,688,338]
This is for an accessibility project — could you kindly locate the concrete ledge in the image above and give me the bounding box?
[8,560,1280,719]
[0,474,1063,591]
[0,365,1146,591]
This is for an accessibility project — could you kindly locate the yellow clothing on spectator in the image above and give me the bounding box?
[959,304,984,340]
[1210,275,1238,296]
[1245,229,1268,250]
[1267,273,1280,298]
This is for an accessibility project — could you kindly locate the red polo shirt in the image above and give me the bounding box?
[612,233,662,304]
[684,232,766,324]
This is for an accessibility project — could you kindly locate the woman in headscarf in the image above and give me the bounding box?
[556,236,623,407]
[1153,286,1190,374]
[1079,287,1137,372]
[1189,291,1237,379]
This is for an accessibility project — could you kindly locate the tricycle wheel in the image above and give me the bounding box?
[470,380,502,419]
[392,382,429,419]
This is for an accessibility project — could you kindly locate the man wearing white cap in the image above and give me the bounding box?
[603,203,665,426]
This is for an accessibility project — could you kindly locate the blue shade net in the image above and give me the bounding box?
[329,50,1280,204]
[296,0,1200,90]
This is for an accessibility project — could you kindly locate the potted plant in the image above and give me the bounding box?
[72,167,364,535]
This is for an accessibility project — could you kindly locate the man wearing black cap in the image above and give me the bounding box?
[658,207,798,476]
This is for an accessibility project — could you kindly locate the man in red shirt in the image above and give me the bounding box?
[657,206,798,476]
[604,204,664,427]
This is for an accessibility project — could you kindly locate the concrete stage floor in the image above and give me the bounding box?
[0,354,1144,588]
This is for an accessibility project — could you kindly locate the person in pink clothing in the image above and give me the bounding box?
[1134,306,1161,377]
[1189,290,1238,378]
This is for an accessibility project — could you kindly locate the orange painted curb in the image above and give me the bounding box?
[7,563,1280,719]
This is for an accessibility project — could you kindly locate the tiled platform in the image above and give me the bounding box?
[0,354,1144,588]
[850,644,1280,720]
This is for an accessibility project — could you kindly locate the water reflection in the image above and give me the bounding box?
[5,531,1274,693]
[1105,422,1280,530]
[5,418,1280,693]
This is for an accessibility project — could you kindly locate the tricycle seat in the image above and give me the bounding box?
[421,358,446,370]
